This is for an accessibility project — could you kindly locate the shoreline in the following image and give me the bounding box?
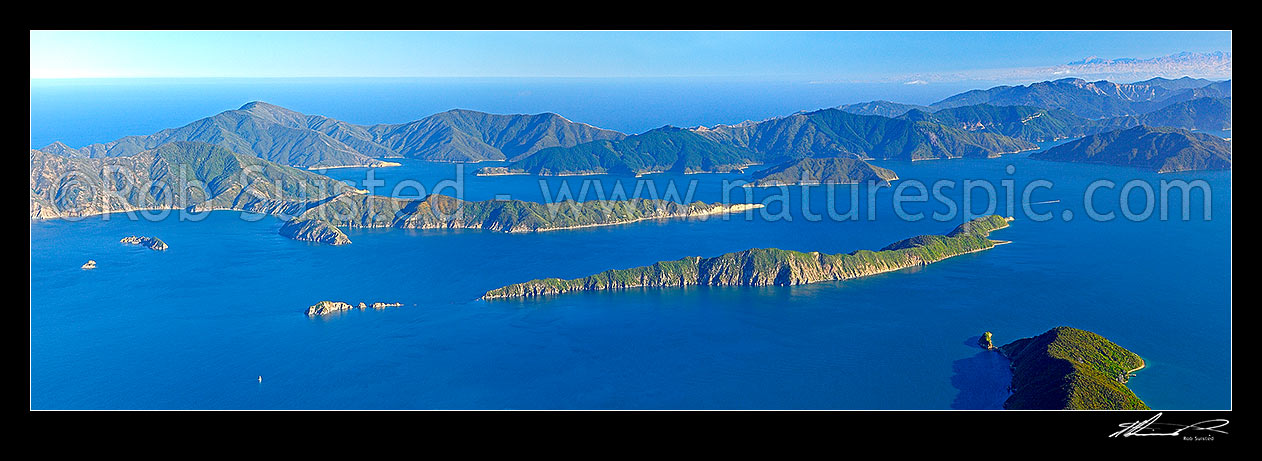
[308,161,403,170]
[483,240,1007,300]
[30,206,288,222]
[741,178,897,188]
[483,217,1010,299]
[476,165,761,178]
[515,203,765,234]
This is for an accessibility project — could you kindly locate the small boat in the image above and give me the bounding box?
[258,376,262,383]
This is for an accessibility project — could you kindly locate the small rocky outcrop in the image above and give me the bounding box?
[120,235,168,251]
[306,300,405,317]
[978,331,996,350]
[306,301,354,316]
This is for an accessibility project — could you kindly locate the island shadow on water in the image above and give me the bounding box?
[950,336,1013,410]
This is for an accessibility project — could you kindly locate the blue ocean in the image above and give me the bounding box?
[29,79,1231,409]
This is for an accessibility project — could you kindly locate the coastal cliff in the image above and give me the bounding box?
[120,236,168,251]
[482,215,1012,299]
[279,219,352,245]
[306,300,405,316]
[30,141,355,220]
[994,327,1149,410]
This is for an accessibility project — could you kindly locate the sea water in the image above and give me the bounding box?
[29,80,1231,409]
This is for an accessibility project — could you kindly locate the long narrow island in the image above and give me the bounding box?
[282,194,764,245]
[482,215,1012,299]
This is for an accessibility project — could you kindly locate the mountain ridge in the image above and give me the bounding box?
[38,102,626,168]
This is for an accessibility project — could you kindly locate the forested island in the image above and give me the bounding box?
[281,195,763,245]
[989,327,1149,410]
[482,215,1012,299]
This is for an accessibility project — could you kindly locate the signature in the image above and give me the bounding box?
[1109,412,1230,438]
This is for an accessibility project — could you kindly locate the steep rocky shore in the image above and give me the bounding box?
[747,157,899,187]
[279,219,352,245]
[483,215,1012,299]
[279,194,764,244]
[988,327,1149,410]
[305,300,405,317]
[30,142,355,220]
[120,236,168,251]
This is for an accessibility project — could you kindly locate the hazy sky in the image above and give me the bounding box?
[30,30,1232,82]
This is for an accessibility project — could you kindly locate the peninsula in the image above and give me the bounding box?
[1030,125,1231,172]
[28,139,762,245]
[482,215,1011,299]
[30,141,356,220]
[991,326,1149,410]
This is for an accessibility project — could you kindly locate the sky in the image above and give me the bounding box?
[30,30,1232,83]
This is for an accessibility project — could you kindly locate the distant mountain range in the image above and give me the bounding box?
[835,100,931,118]
[1061,52,1230,81]
[927,77,1230,119]
[891,97,1230,143]
[35,75,1230,176]
[478,126,758,176]
[840,77,1230,122]
[694,109,1035,161]
[480,109,1038,176]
